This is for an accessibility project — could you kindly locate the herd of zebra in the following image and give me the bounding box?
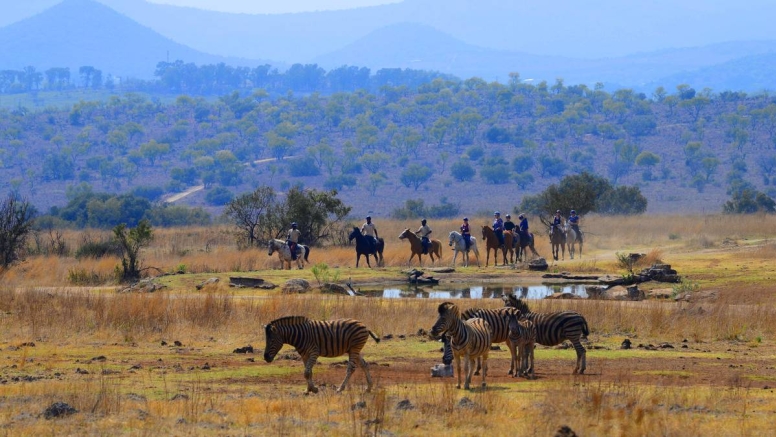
[263,293,589,393]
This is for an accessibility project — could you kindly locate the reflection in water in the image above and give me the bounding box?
[366,284,588,299]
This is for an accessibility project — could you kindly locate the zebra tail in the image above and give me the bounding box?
[582,318,590,339]
[368,330,381,343]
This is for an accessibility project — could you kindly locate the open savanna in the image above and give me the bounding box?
[1,215,776,436]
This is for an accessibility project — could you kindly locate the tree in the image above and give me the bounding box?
[113,219,153,282]
[450,159,475,182]
[480,157,511,184]
[635,151,661,181]
[267,187,351,246]
[400,164,433,191]
[723,188,776,214]
[224,186,276,247]
[0,194,35,268]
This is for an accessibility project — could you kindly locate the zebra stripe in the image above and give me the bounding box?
[264,316,380,393]
[502,293,589,374]
[461,307,520,376]
[430,302,492,390]
[441,335,453,365]
[506,311,537,379]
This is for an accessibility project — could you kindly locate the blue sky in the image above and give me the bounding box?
[147,0,400,14]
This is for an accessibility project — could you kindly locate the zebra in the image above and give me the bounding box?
[430,302,492,390]
[505,309,537,379]
[502,293,589,374]
[461,307,519,376]
[263,316,380,394]
[441,335,453,365]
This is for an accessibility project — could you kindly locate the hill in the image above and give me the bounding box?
[0,0,272,79]
[650,52,776,92]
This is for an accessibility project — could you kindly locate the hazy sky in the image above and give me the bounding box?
[147,0,401,14]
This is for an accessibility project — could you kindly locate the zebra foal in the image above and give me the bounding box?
[430,302,492,390]
[263,316,380,394]
[462,307,519,376]
[502,293,589,374]
[505,309,537,379]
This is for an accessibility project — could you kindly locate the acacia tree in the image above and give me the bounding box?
[113,219,153,282]
[224,186,276,247]
[0,194,35,268]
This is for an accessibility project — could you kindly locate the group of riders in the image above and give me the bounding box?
[284,210,582,260]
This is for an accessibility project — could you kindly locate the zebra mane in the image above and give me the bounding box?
[438,301,459,317]
[268,316,309,327]
[502,293,532,314]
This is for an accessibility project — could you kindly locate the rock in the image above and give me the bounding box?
[555,425,578,437]
[594,285,644,301]
[396,399,415,411]
[118,278,167,293]
[621,339,632,349]
[427,267,455,273]
[233,346,254,354]
[196,277,219,290]
[528,258,549,271]
[43,402,78,419]
[320,283,349,294]
[431,363,454,377]
[648,288,674,299]
[230,277,276,289]
[282,278,311,294]
[639,264,681,283]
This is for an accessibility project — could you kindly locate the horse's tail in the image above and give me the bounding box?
[304,246,310,262]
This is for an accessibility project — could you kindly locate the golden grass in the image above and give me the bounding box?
[0,214,775,435]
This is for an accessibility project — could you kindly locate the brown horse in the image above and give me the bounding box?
[481,225,513,266]
[398,229,442,266]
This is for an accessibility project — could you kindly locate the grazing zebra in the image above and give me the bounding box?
[506,310,537,379]
[502,293,589,374]
[263,316,380,394]
[461,307,519,376]
[430,302,492,390]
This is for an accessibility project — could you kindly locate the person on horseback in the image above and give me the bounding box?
[518,213,530,245]
[493,211,505,248]
[361,216,379,250]
[503,213,517,249]
[416,219,432,254]
[568,210,583,242]
[287,222,301,261]
[461,217,471,251]
[551,210,563,236]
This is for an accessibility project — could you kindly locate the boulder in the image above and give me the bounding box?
[282,279,311,294]
[545,292,581,299]
[320,283,349,295]
[196,277,219,290]
[590,285,644,300]
[648,288,674,299]
[118,278,167,293]
[528,258,549,271]
[229,277,276,289]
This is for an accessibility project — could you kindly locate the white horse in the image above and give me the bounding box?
[448,231,480,267]
[268,239,310,270]
[566,224,583,260]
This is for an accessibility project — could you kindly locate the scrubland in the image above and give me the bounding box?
[1,214,775,436]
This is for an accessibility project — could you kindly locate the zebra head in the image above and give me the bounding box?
[502,293,531,314]
[263,323,284,363]
[430,302,459,338]
[503,308,522,343]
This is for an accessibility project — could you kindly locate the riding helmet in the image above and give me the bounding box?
[421,219,427,224]
[556,210,561,213]
[366,215,371,220]
[463,217,469,221]
[505,214,511,218]
[570,210,576,214]
[291,222,297,227]
[494,211,500,215]
[518,214,524,219]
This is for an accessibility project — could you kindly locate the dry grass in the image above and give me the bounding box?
[1,214,776,435]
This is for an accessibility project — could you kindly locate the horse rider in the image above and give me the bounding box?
[461,217,471,251]
[551,210,564,236]
[568,210,583,242]
[518,213,530,245]
[493,211,505,249]
[287,222,301,260]
[361,215,379,249]
[503,213,517,249]
[416,219,432,254]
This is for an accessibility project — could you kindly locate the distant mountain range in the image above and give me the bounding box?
[0,0,272,79]
[2,0,776,90]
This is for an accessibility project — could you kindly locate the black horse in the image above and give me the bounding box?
[348,227,385,268]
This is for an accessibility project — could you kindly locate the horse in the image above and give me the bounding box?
[398,228,442,266]
[549,224,566,261]
[448,231,480,267]
[348,227,384,268]
[513,229,540,263]
[567,224,583,259]
[481,225,513,266]
[268,239,310,270]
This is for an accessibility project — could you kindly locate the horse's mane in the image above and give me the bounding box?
[502,293,532,314]
[268,316,309,327]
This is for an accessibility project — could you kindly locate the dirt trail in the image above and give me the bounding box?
[163,184,204,203]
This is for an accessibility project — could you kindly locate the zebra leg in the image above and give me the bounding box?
[304,354,320,394]
[464,356,474,390]
[527,344,535,379]
[359,356,374,392]
[573,340,587,374]
[480,355,488,389]
[455,355,462,389]
[507,339,518,376]
[337,353,359,393]
[473,357,481,376]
